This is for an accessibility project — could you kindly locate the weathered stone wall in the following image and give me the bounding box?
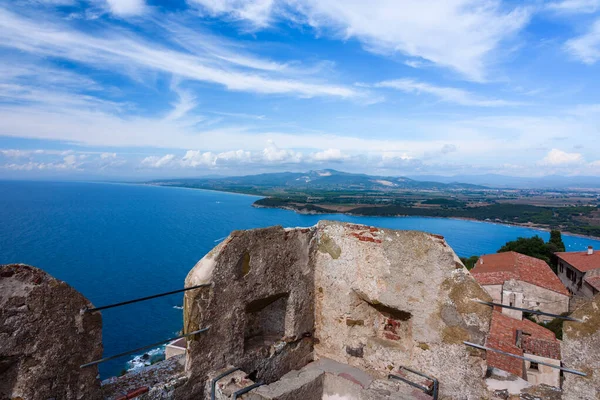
[0,264,103,400]
[179,221,495,399]
[313,221,493,399]
[181,226,317,398]
[482,284,502,304]
[507,280,569,322]
[562,293,600,400]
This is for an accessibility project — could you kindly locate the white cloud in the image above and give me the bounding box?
[375,79,523,107]
[290,0,529,81]
[539,149,584,165]
[101,152,117,159]
[141,154,176,168]
[565,18,600,64]
[262,140,303,163]
[1,149,30,158]
[178,149,253,168]
[311,148,347,162]
[0,7,359,99]
[547,0,600,14]
[189,0,274,28]
[104,0,146,16]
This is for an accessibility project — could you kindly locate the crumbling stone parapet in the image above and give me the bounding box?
[562,293,600,400]
[0,263,103,400]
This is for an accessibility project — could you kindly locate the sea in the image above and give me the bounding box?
[2,180,599,378]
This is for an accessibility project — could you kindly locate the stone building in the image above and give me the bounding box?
[556,246,600,298]
[486,311,561,388]
[470,251,570,321]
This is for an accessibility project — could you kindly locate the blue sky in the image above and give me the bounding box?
[1,0,600,179]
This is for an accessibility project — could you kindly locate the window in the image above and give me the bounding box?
[529,362,539,371]
[559,263,564,273]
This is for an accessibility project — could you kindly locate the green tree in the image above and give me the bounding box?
[497,231,565,273]
[460,255,479,270]
[498,235,551,263]
[547,230,566,253]
[546,230,566,271]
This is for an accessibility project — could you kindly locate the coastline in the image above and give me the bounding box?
[252,203,600,241]
[142,183,600,242]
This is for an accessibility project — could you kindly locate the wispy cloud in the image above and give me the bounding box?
[0,6,359,99]
[375,79,525,107]
[546,0,600,14]
[192,0,531,81]
[103,0,147,17]
[565,18,600,64]
[188,0,275,29]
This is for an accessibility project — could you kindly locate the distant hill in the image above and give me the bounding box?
[407,174,600,189]
[149,169,486,192]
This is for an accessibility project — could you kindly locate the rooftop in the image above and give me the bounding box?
[584,276,600,292]
[555,250,600,273]
[470,251,569,296]
[486,311,560,377]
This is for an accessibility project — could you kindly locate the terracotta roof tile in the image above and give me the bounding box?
[584,276,600,291]
[470,252,569,296]
[555,251,600,273]
[522,337,561,360]
[486,311,560,377]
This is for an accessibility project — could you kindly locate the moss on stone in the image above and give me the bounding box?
[443,276,492,316]
[346,319,364,327]
[442,326,469,344]
[565,295,600,338]
[317,233,341,259]
[418,342,430,351]
[240,252,251,277]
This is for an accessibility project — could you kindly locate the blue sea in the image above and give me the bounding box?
[2,181,599,378]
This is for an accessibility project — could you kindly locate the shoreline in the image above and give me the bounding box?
[252,203,600,242]
[141,183,600,242]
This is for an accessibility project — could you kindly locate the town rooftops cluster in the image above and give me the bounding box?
[470,251,569,296]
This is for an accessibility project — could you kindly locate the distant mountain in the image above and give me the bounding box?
[407,174,600,189]
[150,169,486,192]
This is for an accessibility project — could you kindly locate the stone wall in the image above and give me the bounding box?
[0,264,103,400]
[180,226,317,398]
[562,293,600,400]
[313,221,493,399]
[482,284,502,304]
[157,221,495,399]
[517,280,570,321]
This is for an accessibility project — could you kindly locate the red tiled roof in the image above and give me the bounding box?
[584,276,600,292]
[486,311,560,377]
[555,250,600,273]
[471,252,569,296]
[522,337,561,360]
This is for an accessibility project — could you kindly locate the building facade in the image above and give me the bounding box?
[471,252,570,321]
[556,246,600,298]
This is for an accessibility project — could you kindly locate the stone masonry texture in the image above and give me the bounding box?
[0,263,103,400]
